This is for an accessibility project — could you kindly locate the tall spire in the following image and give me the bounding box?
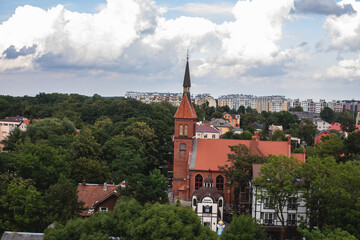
[183,51,191,100]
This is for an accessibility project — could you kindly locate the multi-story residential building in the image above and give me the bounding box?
[194,94,217,108]
[125,91,185,106]
[218,94,287,112]
[342,100,360,113]
[327,100,343,112]
[0,116,28,150]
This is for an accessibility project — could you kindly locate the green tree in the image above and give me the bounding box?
[0,174,46,233]
[289,106,304,112]
[44,175,85,224]
[299,227,357,240]
[70,127,102,160]
[320,107,335,123]
[221,215,269,240]
[211,111,222,118]
[343,131,360,160]
[218,144,263,214]
[341,117,356,133]
[308,134,344,161]
[253,155,304,240]
[70,157,109,183]
[295,120,317,146]
[270,129,287,141]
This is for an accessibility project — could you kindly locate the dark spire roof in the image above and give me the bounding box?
[183,55,191,88]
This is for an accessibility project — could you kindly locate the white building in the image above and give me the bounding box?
[313,119,331,131]
[191,176,224,232]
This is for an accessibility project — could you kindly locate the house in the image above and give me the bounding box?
[1,232,43,240]
[222,112,240,127]
[268,125,283,138]
[313,119,331,131]
[252,164,306,240]
[0,116,28,150]
[77,181,120,216]
[209,118,233,135]
[191,176,224,232]
[250,121,263,131]
[314,130,334,144]
[172,57,305,206]
[195,123,221,139]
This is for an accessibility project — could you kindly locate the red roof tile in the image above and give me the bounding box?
[174,94,197,119]
[77,183,119,216]
[192,139,293,171]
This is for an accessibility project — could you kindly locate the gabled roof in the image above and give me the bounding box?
[1,232,44,240]
[174,94,197,119]
[196,124,220,134]
[210,118,233,128]
[189,137,299,172]
[77,183,119,216]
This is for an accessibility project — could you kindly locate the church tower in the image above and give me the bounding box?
[173,56,197,199]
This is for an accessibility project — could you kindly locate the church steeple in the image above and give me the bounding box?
[183,53,191,100]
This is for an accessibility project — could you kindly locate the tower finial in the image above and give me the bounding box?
[187,49,189,61]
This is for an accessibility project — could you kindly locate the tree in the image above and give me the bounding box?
[70,127,102,161]
[270,129,287,141]
[289,106,304,112]
[211,111,222,118]
[218,144,263,214]
[295,120,317,146]
[253,155,304,240]
[221,215,269,240]
[123,121,159,170]
[308,134,344,161]
[302,157,360,238]
[134,169,169,204]
[238,106,246,114]
[343,131,360,160]
[320,107,335,123]
[70,157,109,183]
[299,227,357,240]
[0,174,46,233]
[44,198,217,240]
[44,175,85,224]
[341,117,356,133]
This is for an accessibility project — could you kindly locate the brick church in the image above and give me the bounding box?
[172,57,305,207]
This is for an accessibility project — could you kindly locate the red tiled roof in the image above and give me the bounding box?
[328,122,360,132]
[174,94,197,119]
[192,139,293,171]
[77,183,119,216]
[196,124,220,133]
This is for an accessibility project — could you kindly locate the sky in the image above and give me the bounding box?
[1,0,360,101]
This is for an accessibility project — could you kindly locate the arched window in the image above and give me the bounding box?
[216,175,224,191]
[184,125,188,136]
[195,174,203,190]
[179,124,183,136]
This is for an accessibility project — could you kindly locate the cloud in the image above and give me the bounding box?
[319,54,360,80]
[0,0,305,82]
[293,0,356,16]
[171,2,234,17]
[3,45,36,59]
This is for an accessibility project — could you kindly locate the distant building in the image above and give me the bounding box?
[313,119,331,131]
[222,112,240,127]
[356,112,360,125]
[210,118,233,135]
[77,181,120,216]
[0,116,28,150]
[124,91,184,106]
[1,232,44,240]
[196,124,221,139]
[195,94,217,108]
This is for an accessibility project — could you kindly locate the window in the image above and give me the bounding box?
[204,134,208,138]
[263,198,271,209]
[212,134,216,138]
[216,175,224,191]
[287,197,297,210]
[195,174,203,189]
[203,205,212,213]
[100,207,108,212]
[184,125,188,136]
[179,125,183,136]
[287,213,297,226]
[180,143,186,151]
[2,132,6,137]
[264,213,274,225]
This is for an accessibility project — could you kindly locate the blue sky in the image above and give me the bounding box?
[0,0,360,100]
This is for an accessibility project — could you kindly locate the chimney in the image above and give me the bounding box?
[103,182,107,191]
[82,180,86,186]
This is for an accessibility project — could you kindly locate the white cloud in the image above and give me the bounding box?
[171,2,234,17]
[321,55,360,80]
[0,0,303,82]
